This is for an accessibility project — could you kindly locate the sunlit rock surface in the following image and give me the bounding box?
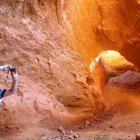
[96,50,138,75]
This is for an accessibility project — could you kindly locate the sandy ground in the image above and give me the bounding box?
[0,85,140,140]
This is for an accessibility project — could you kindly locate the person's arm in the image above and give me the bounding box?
[0,66,5,70]
[3,71,18,97]
[0,65,12,70]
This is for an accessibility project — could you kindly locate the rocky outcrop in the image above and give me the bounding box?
[108,70,140,89]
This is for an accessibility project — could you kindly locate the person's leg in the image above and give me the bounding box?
[0,89,5,112]
[0,99,2,112]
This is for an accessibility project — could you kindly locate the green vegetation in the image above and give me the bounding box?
[95,135,110,140]
[108,71,118,77]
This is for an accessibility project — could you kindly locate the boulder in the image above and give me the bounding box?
[108,70,140,89]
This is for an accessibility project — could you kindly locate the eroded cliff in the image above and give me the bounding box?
[0,0,140,126]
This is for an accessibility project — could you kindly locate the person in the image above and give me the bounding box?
[0,65,18,111]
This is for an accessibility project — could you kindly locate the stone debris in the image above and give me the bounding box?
[109,125,114,128]
[45,127,79,140]
[84,121,91,128]
[58,126,64,132]
[42,136,48,140]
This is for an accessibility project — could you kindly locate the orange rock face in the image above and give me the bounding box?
[0,0,140,126]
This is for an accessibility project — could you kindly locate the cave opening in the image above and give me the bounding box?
[89,49,140,135]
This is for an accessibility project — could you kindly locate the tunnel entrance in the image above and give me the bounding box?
[90,49,140,118]
[90,50,140,90]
